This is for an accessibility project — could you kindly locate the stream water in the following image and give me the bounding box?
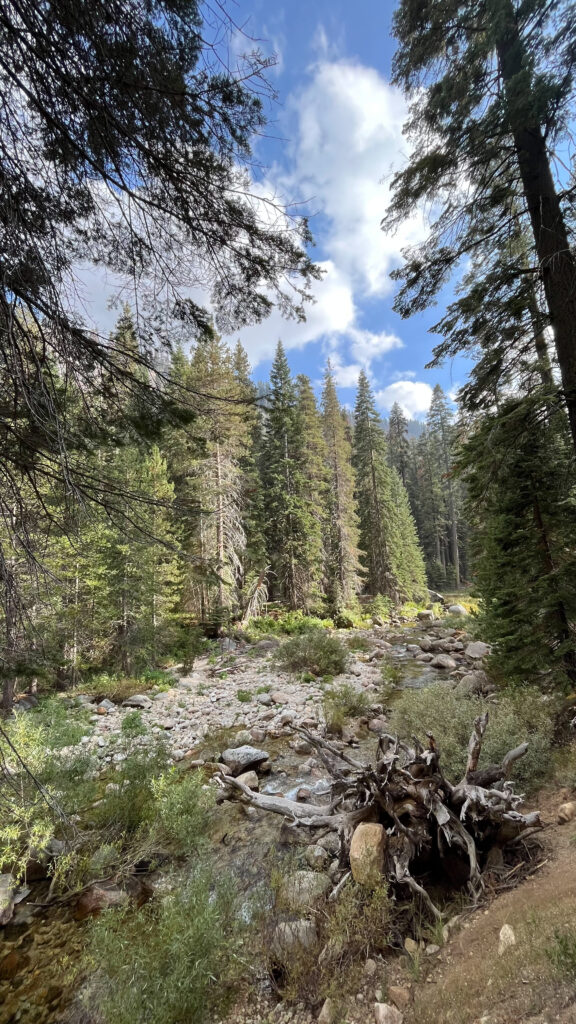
[0,625,450,1024]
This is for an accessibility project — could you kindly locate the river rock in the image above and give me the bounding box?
[305,845,330,870]
[121,694,152,709]
[256,637,280,651]
[465,641,491,659]
[74,884,128,920]
[447,604,468,616]
[234,729,252,745]
[96,698,116,714]
[350,823,386,888]
[279,870,331,908]
[430,653,457,670]
[271,690,291,705]
[256,692,273,706]
[271,919,317,961]
[455,670,492,695]
[417,610,434,622]
[220,745,270,775]
[374,1003,403,1024]
[0,874,15,925]
[235,770,259,790]
[317,833,340,856]
[369,716,387,734]
[419,637,433,652]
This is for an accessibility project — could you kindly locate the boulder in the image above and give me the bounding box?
[74,885,128,920]
[234,729,252,745]
[350,823,386,888]
[317,833,340,856]
[419,638,433,652]
[428,589,445,605]
[447,604,468,616]
[318,997,337,1024]
[404,937,419,955]
[388,986,411,1010]
[271,919,317,962]
[96,698,116,714]
[374,1004,404,1024]
[256,637,280,651]
[455,670,492,696]
[0,874,15,925]
[235,770,259,790]
[121,694,152,709]
[430,654,457,670]
[498,923,516,956]
[270,690,291,705]
[220,745,270,776]
[465,641,491,660]
[279,870,331,909]
[417,610,434,622]
[305,845,330,871]
[557,801,576,824]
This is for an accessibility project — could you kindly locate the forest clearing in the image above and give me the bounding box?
[2,0,576,1022]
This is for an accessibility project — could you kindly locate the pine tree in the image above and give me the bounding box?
[353,371,427,603]
[294,375,329,610]
[427,386,461,589]
[388,402,410,486]
[386,0,576,452]
[461,396,576,687]
[321,364,363,611]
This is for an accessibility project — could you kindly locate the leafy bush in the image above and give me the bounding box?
[275,629,349,677]
[381,658,404,687]
[121,710,148,738]
[29,696,92,748]
[87,864,245,1024]
[236,688,252,703]
[323,682,372,734]
[270,877,392,1005]
[389,684,555,788]
[346,634,371,652]
[368,593,393,621]
[149,770,214,853]
[246,609,333,639]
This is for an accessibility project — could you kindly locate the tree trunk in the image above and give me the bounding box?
[1,558,17,715]
[495,0,576,452]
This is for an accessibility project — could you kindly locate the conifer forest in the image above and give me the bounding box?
[2,2,576,1024]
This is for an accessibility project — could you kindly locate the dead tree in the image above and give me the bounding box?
[217,712,541,917]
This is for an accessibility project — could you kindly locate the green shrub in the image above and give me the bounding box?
[29,695,92,749]
[121,710,148,738]
[323,682,372,734]
[275,629,349,677]
[150,770,214,853]
[346,634,371,652]
[87,864,245,1024]
[90,742,170,834]
[389,684,555,788]
[271,877,392,1005]
[368,593,393,621]
[236,688,252,703]
[246,609,333,639]
[381,658,404,687]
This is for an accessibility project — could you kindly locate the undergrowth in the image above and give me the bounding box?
[323,682,372,733]
[275,629,349,677]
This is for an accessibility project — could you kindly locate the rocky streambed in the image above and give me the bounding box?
[0,614,493,1024]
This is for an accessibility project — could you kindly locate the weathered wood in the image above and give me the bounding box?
[217,716,541,917]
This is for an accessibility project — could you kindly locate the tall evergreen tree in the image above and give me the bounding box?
[427,386,461,589]
[386,0,576,452]
[321,365,363,611]
[353,372,427,603]
[388,402,410,486]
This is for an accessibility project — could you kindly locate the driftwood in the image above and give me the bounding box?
[217,712,541,917]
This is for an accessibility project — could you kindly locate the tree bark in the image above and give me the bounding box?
[495,0,576,453]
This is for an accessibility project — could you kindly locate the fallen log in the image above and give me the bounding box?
[216,712,541,918]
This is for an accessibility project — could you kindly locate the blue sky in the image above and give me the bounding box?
[79,0,472,418]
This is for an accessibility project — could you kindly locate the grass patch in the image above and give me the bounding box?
[389,684,556,789]
[275,629,349,678]
[346,634,371,652]
[86,863,245,1024]
[236,688,252,703]
[245,609,333,640]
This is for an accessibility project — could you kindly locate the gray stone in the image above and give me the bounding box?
[498,924,516,956]
[234,729,252,745]
[270,690,291,705]
[374,1004,403,1024]
[279,870,331,908]
[455,670,492,696]
[465,641,491,659]
[430,653,457,670]
[121,694,152,709]
[220,745,270,775]
[235,770,259,790]
[96,698,116,713]
[447,604,468,616]
[417,610,434,622]
[350,823,386,888]
[317,833,340,856]
[305,845,330,870]
[0,874,15,925]
[318,997,337,1024]
[256,637,280,651]
[271,919,318,961]
[428,589,445,605]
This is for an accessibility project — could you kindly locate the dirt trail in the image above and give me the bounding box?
[405,790,576,1024]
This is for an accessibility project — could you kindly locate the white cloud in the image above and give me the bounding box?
[286,60,426,298]
[375,380,433,419]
